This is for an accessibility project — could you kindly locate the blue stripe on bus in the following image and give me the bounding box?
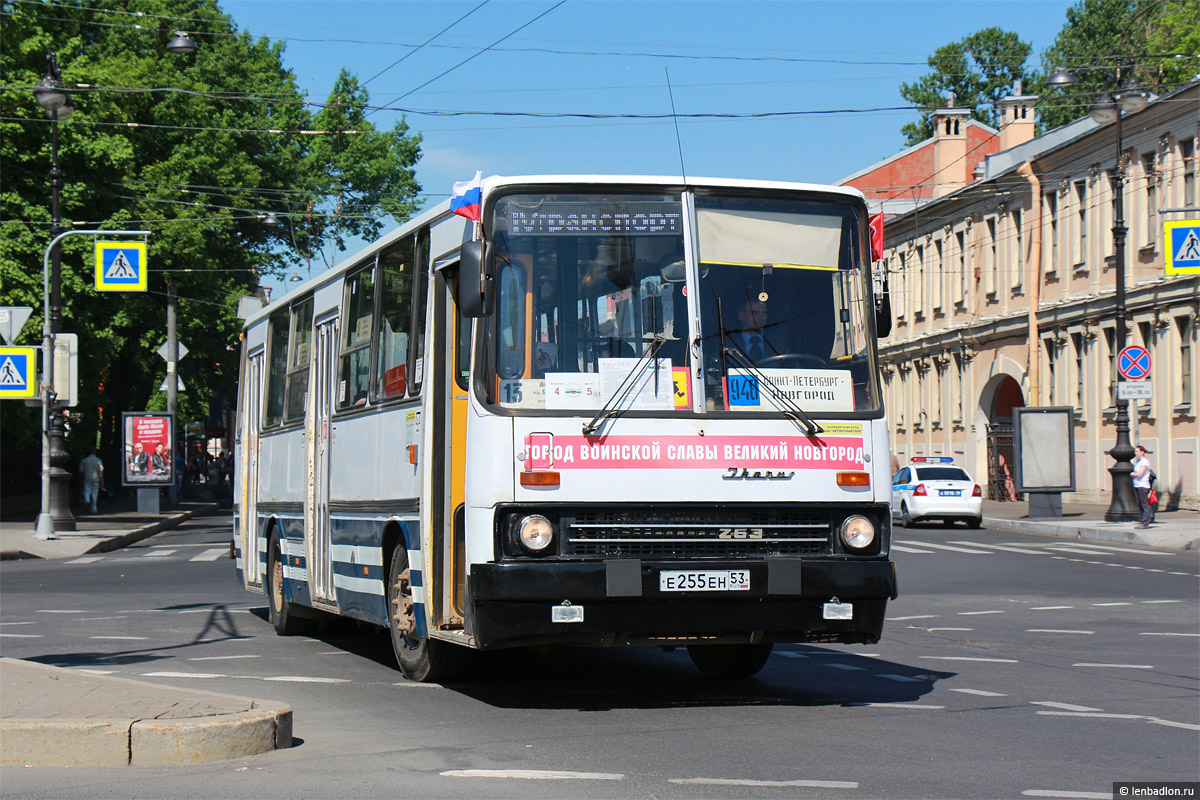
[335,585,388,627]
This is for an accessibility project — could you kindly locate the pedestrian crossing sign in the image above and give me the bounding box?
[0,346,37,399]
[1164,220,1200,276]
[95,241,148,291]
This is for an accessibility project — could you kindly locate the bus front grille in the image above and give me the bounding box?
[561,508,832,558]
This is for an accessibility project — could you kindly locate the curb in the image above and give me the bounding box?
[0,662,291,768]
[0,504,218,561]
[982,516,1197,550]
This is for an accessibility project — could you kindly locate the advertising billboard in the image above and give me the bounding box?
[122,412,174,487]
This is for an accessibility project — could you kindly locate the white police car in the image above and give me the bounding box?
[891,457,983,528]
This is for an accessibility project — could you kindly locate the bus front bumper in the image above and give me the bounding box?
[467,558,897,650]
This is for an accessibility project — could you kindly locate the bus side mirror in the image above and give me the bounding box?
[459,240,494,317]
[873,261,892,338]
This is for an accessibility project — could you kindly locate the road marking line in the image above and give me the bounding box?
[34,609,87,614]
[0,621,36,626]
[878,674,922,682]
[670,777,857,788]
[1092,602,1131,607]
[1030,606,1074,610]
[80,616,126,621]
[1167,571,1190,575]
[187,654,261,661]
[442,770,624,781]
[1027,629,1094,635]
[262,676,351,683]
[1138,632,1200,637]
[1022,790,1110,799]
[927,627,973,631]
[1037,711,1144,719]
[1055,543,1169,556]
[888,614,938,621]
[958,610,1005,615]
[860,702,944,710]
[390,682,443,688]
[949,688,1007,697]
[142,671,227,678]
[1141,599,1183,604]
[73,669,116,675]
[1033,702,1104,712]
[1124,566,1144,570]
[90,635,148,640]
[826,663,866,671]
[0,633,42,638]
[1072,663,1153,669]
[897,540,992,554]
[142,549,175,557]
[891,544,934,554]
[950,542,1048,555]
[776,652,808,659]
[1146,717,1200,731]
[920,656,1018,663]
[190,548,228,562]
[1047,546,1114,556]
[66,556,103,564]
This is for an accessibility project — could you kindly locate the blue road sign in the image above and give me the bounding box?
[1117,345,1151,381]
[95,241,148,292]
[1165,220,1200,275]
[0,346,37,398]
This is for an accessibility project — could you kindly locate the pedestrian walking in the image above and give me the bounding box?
[79,448,105,513]
[1132,445,1155,528]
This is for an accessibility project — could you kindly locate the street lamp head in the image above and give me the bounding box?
[33,74,69,112]
[1089,91,1120,125]
[262,212,282,227]
[165,31,200,55]
[1116,78,1148,114]
[48,95,75,122]
[1046,67,1078,87]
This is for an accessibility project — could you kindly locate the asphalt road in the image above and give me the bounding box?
[1,511,1197,799]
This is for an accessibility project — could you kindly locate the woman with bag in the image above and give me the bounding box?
[1131,445,1155,528]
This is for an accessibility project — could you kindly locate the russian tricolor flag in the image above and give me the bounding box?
[450,171,483,221]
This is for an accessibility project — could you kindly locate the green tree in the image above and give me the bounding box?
[0,0,421,492]
[900,28,1035,145]
[1037,0,1197,131]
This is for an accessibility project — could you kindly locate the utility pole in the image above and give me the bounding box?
[166,278,178,505]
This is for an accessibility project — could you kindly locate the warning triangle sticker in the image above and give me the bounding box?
[105,251,138,280]
[0,356,26,387]
[1174,229,1200,262]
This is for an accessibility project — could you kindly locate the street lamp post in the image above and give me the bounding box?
[1047,67,1148,521]
[33,52,76,537]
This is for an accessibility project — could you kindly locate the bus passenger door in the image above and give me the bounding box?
[307,316,337,605]
[239,348,264,589]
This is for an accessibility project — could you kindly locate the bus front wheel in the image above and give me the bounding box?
[268,534,305,635]
[388,546,461,682]
[686,643,773,678]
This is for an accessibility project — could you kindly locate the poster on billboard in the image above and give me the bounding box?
[122,412,174,487]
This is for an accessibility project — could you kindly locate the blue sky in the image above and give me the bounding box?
[223,0,1076,289]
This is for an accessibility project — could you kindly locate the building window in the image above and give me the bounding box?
[1143,153,1157,247]
[895,252,906,320]
[954,352,965,423]
[1074,180,1087,266]
[1046,192,1059,276]
[1104,327,1117,407]
[1178,316,1193,411]
[1182,138,1196,209]
[956,230,967,306]
[1011,207,1023,293]
[986,218,998,296]
[1044,337,1056,405]
[1073,331,1086,417]
[933,239,944,311]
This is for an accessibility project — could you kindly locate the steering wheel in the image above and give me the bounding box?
[757,353,826,370]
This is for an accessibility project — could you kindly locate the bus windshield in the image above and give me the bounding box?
[483,188,879,415]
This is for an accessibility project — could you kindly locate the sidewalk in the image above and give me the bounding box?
[0,493,221,561]
[978,498,1199,551]
[0,659,291,767]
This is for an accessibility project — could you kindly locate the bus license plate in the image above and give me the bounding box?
[939,489,960,496]
[659,570,750,592]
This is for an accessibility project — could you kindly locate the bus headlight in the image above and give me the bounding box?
[517,515,554,554]
[839,515,876,551]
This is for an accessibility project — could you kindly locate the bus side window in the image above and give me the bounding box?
[284,297,313,421]
[339,263,376,409]
[264,311,289,427]
[409,228,430,397]
[496,262,526,379]
[377,240,413,400]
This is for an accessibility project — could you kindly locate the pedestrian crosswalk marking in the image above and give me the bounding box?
[190,547,228,562]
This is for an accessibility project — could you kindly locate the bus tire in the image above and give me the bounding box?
[388,546,462,682]
[268,534,305,636]
[686,643,773,679]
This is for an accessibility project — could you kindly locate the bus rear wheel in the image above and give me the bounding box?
[268,534,305,635]
[686,643,773,678]
[387,546,461,683]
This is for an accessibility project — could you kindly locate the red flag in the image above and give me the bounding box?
[869,212,884,261]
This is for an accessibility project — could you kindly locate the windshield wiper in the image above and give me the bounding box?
[582,334,666,436]
[721,344,825,438]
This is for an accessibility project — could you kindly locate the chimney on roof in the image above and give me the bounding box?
[931,107,971,198]
[997,82,1038,151]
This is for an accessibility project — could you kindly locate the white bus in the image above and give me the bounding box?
[234,175,897,681]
